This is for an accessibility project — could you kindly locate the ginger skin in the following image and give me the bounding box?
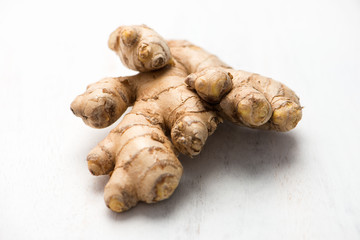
[71,25,302,212]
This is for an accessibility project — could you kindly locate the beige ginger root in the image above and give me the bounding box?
[108,25,172,72]
[71,25,302,213]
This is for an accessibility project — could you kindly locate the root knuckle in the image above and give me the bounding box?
[272,102,302,131]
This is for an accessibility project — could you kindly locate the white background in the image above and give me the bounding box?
[1,0,359,239]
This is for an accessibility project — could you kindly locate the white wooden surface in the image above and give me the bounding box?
[1,0,359,239]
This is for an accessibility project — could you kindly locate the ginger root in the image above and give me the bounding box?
[70,25,302,212]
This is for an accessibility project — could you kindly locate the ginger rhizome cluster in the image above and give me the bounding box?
[71,25,302,213]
